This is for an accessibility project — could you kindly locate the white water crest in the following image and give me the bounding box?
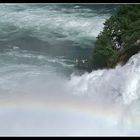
[0,3,110,45]
[70,52,140,105]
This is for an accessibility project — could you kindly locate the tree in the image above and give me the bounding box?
[90,5,140,69]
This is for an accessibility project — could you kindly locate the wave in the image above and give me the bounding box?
[0,4,110,44]
[0,47,75,69]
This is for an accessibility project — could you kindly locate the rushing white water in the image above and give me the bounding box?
[70,52,140,105]
[0,51,140,136]
[0,4,110,46]
[0,4,140,136]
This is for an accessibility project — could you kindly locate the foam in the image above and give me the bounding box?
[0,4,110,43]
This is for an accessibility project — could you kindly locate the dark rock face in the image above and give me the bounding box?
[108,43,140,68]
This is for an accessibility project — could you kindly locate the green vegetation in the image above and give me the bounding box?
[89,5,140,70]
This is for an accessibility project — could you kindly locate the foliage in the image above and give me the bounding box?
[90,5,140,69]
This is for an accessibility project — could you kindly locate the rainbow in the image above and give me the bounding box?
[0,95,140,135]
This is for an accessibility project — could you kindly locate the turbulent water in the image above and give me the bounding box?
[0,3,140,136]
